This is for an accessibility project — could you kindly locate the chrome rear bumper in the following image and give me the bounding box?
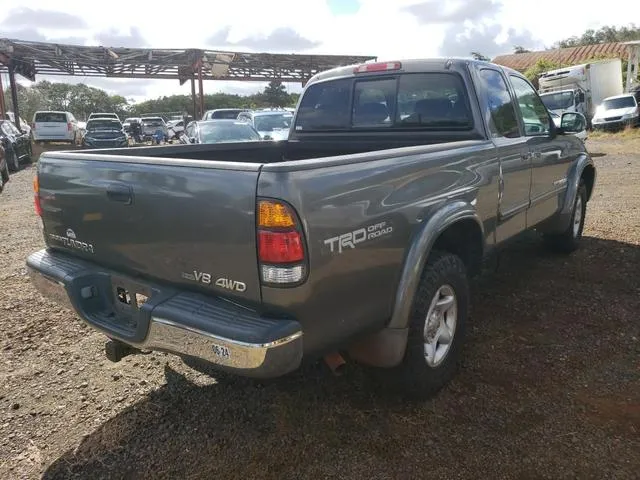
[27,249,303,378]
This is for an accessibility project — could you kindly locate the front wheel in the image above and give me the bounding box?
[370,250,469,399]
[544,180,587,253]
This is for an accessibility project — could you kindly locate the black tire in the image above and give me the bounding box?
[371,250,469,400]
[24,142,33,163]
[6,146,19,173]
[0,159,9,192]
[544,180,587,253]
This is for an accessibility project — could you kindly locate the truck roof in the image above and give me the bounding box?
[305,58,521,87]
[603,93,636,100]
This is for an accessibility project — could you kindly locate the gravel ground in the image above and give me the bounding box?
[1,139,639,479]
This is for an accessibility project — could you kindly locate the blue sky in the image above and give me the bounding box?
[326,0,360,15]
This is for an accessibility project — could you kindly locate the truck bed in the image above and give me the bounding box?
[76,130,485,164]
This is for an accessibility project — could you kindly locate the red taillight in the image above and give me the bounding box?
[353,61,402,74]
[33,175,42,216]
[257,199,306,285]
[67,122,72,131]
[258,231,304,263]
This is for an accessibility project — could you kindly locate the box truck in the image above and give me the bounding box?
[538,59,623,126]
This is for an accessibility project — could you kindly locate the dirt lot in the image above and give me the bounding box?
[1,138,639,479]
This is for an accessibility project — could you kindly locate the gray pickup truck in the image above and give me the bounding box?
[27,59,595,398]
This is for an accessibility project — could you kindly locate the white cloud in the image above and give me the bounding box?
[0,0,636,100]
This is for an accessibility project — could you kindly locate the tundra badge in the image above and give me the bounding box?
[48,228,95,254]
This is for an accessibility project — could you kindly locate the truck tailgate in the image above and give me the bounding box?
[37,154,262,304]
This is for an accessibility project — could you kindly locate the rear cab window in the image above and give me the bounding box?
[35,112,67,123]
[294,72,473,132]
[211,110,243,119]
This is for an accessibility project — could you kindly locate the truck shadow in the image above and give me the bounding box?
[42,235,640,479]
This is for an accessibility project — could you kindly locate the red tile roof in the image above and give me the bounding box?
[493,42,629,71]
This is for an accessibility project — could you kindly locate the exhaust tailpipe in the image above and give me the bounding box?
[323,352,346,376]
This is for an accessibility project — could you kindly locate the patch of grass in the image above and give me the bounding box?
[589,125,640,140]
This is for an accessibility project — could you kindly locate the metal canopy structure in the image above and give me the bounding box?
[0,37,376,126]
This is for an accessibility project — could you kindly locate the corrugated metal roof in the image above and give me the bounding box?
[493,42,629,71]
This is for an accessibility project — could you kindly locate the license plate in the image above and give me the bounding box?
[212,344,231,359]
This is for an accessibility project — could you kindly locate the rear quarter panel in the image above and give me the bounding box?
[258,140,499,354]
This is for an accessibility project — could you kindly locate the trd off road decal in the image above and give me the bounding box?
[323,221,393,254]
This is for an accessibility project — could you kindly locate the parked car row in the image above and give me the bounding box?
[0,119,33,192]
[174,108,294,145]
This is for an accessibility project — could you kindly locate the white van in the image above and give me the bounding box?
[32,111,79,144]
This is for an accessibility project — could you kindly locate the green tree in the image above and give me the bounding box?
[471,52,491,61]
[260,80,290,107]
[514,45,531,54]
[554,24,640,48]
[524,59,566,88]
[4,78,300,123]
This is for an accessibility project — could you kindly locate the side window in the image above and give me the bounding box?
[478,69,520,138]
[510,75,551,136]
[295,78,352,130]
[352,78,395,127]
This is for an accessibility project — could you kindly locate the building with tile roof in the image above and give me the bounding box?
[493,42,629,72]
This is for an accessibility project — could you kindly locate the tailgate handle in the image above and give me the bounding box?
[106,184,133,205]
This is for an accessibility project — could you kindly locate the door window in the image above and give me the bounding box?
[478,69,520,138]
[510,75,551,136]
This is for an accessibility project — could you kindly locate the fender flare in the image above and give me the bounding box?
[538,153,595,235]
[388,200,484,330]
[347,200,484,368]
[561,153,596,215]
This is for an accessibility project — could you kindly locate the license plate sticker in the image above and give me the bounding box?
[212,344,231,359]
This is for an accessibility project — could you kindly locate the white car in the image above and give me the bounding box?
[32,111,79,144]
[88,112,120,122]
[4,112,31,137]
[166,119,185,137]
[236,110,293,141]
[591,94,639,130]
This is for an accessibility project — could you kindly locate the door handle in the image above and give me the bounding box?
[521,152,531,161]
[106,183,133,205]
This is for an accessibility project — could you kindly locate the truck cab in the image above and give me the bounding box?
[539,88,585,117]
[538,59,623,125]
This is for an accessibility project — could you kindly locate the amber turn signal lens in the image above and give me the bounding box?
[258,200,296,228]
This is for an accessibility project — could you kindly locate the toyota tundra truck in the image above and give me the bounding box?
[27,59,596,398]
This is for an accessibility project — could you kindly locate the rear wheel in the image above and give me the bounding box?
[370,250,469,399]
[6,146,19,173]
[0,158,9,191]
[25,142,33,163]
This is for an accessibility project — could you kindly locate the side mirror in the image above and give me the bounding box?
[560,112,586,134]
[189,137,197,144]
